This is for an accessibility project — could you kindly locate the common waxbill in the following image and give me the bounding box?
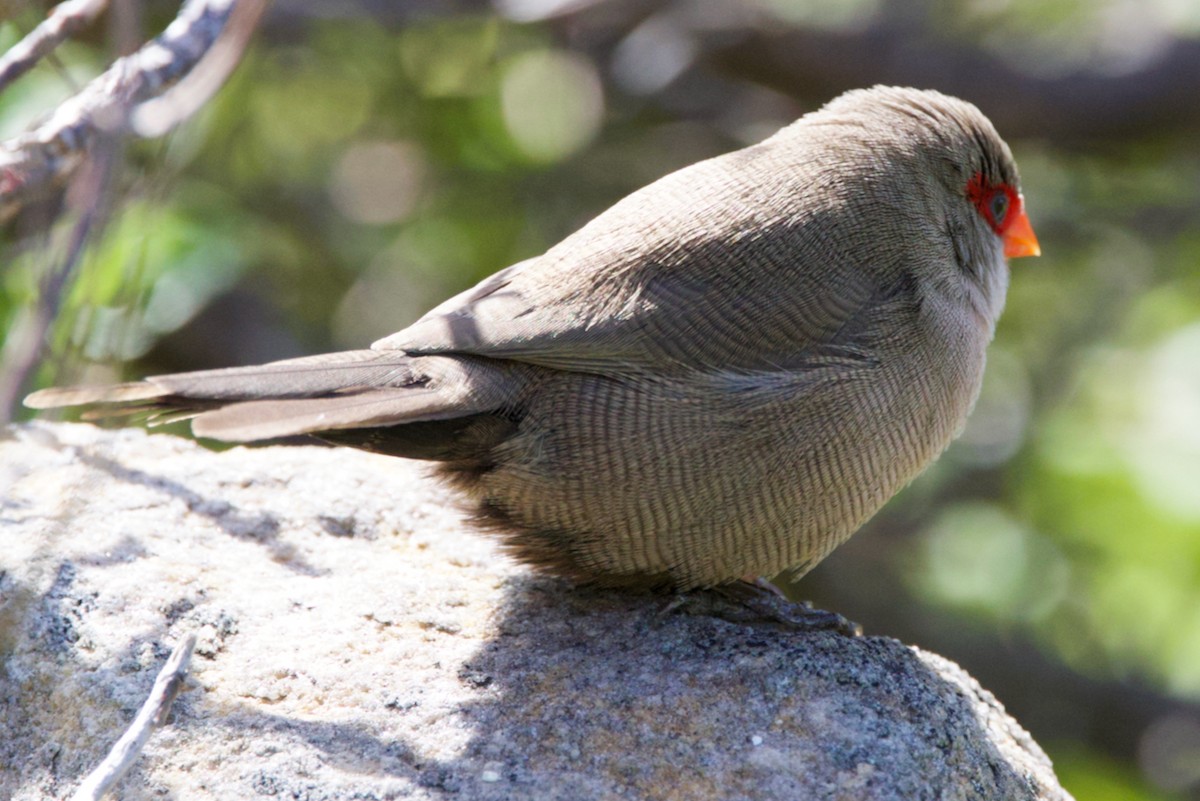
[26,86,1040,595]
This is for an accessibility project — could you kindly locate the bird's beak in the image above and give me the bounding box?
[1004,196,1040,259]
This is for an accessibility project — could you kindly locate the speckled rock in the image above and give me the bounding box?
[0,422,1071,800]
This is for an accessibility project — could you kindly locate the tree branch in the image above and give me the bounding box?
[131,0,270,137]
[0,128,121,422]
[0,0,110,94]
[0,0,239,224]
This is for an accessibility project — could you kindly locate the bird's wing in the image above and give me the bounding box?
[373,131,889,375]
[374,217,882,377]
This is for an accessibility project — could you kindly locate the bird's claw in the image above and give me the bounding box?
[664,580,863,637]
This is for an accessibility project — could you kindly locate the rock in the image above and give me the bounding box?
[0,422,1071,800]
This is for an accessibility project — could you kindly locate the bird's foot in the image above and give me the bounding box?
[664,578,862,637]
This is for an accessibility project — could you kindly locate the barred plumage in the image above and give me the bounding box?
[26,86,1036,591]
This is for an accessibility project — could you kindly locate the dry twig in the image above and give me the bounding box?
[69,633,198,801]
[132,0,270,137]
[0,0,238,224]
[0,129,121,420]
[0,0,110,94]
[0,0,268,420]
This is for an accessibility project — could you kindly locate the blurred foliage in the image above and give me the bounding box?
[4,1,1200,799]
[1055,746,1180,801]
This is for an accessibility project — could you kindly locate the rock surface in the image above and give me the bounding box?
[0,422,1071,800]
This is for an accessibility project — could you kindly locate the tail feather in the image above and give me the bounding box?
[191,387,454,441]
[152,350,424,400]
[23,351,519,445]
[24,350,419,410]
[25,381,169,409]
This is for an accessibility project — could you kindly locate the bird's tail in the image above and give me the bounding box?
[24,350,516,446]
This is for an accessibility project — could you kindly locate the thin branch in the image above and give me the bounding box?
[0,130,121,421]
[0,0,266,417]
[70,633,197,801]
[0,0,110,94]
[0,0,237,224]
[131,0,270,137]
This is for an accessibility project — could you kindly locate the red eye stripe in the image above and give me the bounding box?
[966,172,1021,235]
[966,171,1041,259]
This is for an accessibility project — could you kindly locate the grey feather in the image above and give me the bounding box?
[188,355,517,440]
[25,381,169,408]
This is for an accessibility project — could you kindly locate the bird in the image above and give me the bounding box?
[27,86,1039,602]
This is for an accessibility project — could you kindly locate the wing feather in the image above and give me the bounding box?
[372,137,882,375]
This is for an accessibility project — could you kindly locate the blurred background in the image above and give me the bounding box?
[3,0,1200,797]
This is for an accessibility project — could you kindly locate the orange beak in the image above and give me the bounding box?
[1004,197,1040,259]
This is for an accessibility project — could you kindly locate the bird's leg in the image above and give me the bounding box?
[664,578,862,637]
[738,575,788,598]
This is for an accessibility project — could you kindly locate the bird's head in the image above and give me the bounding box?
[812,86,1041,328]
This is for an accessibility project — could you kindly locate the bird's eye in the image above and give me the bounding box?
[966,173,1020,237]
[989,192,1009,226]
